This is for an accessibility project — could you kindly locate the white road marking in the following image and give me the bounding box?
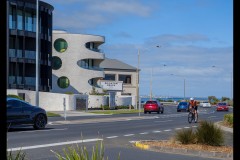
[140,132,149,135]
[17,128,68,133]
[184,127,190,129]
[154,120,173,123]
[124,134,135,137]
[106,136,118,139]
[7,138,103,151]
[164,129,171,132]
[126,119,132,121]
[129,141,137,143]
[208,116,217,118]
[153,131,162,133]
[192,126,198,128]
[175,128,182,130]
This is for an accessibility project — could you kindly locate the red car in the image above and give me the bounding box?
[216,102,229,111]
[144,100,164,114]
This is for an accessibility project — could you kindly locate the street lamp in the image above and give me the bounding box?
[171,74,186,100]
[35,0,39,106]
[136,45,161,116]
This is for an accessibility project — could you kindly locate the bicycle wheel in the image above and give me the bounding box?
[188,112,193,123]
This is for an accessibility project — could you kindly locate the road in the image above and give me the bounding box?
[7,106,233,160]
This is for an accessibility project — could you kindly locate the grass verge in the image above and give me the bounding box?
[47,112,61,117]
[89,109,143,114]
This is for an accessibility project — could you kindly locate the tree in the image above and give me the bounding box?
[222,97,230,102]
[208,96,219,105]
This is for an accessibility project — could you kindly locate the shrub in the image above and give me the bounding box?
[175,129,196,144]
[224,114,233,127]
[7,94,24,101]
[195,120,224,146]
[51,141,120,160]
[116,105,134,109]
[7,150,26,160]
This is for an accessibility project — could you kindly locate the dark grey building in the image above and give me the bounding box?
[6,0,54,91]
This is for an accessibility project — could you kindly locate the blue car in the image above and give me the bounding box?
[177,102,189,112]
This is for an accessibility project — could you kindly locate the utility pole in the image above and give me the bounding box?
[35,0,39,107]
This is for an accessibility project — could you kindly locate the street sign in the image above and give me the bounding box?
[100,81,123,91]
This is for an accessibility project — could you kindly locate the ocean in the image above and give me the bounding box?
[140,97,210,102]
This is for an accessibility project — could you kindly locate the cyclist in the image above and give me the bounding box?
[189,97,198,122]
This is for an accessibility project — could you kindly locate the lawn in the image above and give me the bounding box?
[89,109,143,114]
[47,112,61,117]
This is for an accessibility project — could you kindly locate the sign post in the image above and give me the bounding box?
[63,98,66,121]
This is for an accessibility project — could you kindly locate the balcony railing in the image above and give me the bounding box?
[8,76,40,86]
[9,49,36,60]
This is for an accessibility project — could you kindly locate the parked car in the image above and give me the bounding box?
[144,100,164,114]
[177,102,189,112]
[7,97,48,129]
[199,101,211,108]
[216,102,229,111]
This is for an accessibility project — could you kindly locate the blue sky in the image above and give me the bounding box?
[44,0,233,99]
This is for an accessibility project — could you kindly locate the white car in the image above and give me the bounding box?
[200,101,211,108]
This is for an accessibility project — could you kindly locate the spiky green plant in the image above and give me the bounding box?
[175,128,196,144]
[7,150,26,160]
[51,140,120,160]
[195,120,224,146]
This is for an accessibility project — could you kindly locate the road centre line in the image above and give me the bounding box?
[140,132,149,135]
[152,131,162,133]
[154,120,173,123]
[175,128,182,130]
[124,134,135,137]
[106,136,118,139]
[184,127,190,129]
[17,128,68,133]
[164,129,172,132]
[7,138,103,151]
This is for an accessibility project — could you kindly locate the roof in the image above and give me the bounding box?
[100,58,137,71]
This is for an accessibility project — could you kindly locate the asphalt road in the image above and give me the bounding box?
[7,106,233,160]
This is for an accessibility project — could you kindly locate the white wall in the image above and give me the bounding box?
[7,89,135,110]
[88,95,108,108]
[7,89,87,111]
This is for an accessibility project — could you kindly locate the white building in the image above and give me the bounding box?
[51,30,138,97]
[51,30,105,94]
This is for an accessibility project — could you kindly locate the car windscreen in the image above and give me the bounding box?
[218,103,226,106]
[146,101,157,104]
[179,102,187,105]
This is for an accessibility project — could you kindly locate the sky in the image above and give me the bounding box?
[44,0,233,99]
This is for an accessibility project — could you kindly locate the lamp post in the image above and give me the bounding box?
[35,0,39,106]
[136,45,160,116]
[171,74,186,100]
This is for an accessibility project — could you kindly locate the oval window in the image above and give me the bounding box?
[52,56,62,70]
[57,76,70,88]
[54,38,68,53]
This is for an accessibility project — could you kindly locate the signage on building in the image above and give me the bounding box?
[100,81,123,91]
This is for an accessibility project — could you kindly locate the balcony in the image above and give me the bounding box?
[8,76,40,86]
[9,49,36,60]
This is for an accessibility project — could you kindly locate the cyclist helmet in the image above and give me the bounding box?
[190,97,194,101]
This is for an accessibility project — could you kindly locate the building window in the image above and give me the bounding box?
[119,75,131,84]
[52,56,62,70]
[54,38,68,53]
[17,9,23,30]
[104,74,115,81]
[9,6,16,29]
[57,76,70,88]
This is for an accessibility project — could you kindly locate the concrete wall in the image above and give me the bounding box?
[7,89,135,110]
[7,89,87,111]
[115,96,132,106]
[88,95,108,108]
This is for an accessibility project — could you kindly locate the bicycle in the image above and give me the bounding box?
[188,107,198,123]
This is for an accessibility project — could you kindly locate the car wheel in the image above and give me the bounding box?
[149,112,151,114]
[177,109,180,112]
[34,114,47,130]
[157,111,160,114]
[144,111,147,114]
